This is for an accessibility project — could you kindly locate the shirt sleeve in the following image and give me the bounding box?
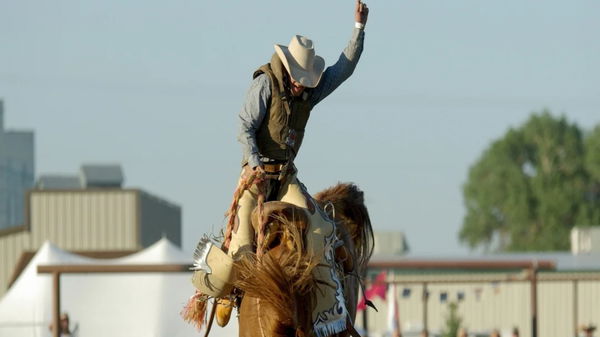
[237,74,271,168]
[310,27,365,105]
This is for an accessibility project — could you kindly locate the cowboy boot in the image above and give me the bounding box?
[216,298,233,327]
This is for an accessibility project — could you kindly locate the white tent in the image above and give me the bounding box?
[0,239,239,337]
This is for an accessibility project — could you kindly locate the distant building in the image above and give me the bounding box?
[364,251,600,337]
[571,226,600,254]
[0,100,35,230]
[373,231,409,256]
[0,164,182,297]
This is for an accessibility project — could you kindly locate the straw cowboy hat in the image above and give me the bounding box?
[274,35,325,88]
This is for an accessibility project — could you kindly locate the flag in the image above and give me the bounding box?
[357,270,387,311]
[387,283,401,337]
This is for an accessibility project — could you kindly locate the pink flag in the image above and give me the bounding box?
[357,271,387,311]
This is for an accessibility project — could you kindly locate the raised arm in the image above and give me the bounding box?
[310,0,369,105]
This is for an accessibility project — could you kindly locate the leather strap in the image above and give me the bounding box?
[203,302,217,337]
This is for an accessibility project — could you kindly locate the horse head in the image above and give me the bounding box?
[314,183,374,275]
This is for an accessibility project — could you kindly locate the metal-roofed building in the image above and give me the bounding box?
[361,251,600,337]
[0,165,181,297]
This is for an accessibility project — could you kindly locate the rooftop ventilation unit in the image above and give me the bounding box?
[36,175,81,190]
[79,164,124,188]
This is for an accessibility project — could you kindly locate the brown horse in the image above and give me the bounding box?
[232,183,374,337]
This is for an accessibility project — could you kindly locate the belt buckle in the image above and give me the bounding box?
[264,164,280,173]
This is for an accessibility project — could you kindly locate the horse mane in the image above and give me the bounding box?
[314,183,374,273]
[233,215,319,334]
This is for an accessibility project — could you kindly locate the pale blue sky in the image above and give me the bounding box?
[1,1,599,255]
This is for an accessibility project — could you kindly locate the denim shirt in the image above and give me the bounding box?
[238,28,365,169]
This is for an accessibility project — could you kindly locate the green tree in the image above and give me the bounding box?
[460,110,597,251]
[441,302,462,337]
[578,125,600,225]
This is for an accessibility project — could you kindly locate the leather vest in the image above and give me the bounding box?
[253,53,313,162]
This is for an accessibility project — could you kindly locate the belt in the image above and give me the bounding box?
[263,163,285,173]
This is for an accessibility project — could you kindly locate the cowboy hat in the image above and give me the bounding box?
[274,35,325,88]
[582,324,597,332]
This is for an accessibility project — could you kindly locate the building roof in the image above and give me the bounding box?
[371,251,600,272]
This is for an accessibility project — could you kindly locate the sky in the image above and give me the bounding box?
[1,0,599,256]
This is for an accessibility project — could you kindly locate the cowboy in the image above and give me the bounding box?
[232,0,368,257]
[192,0,369,329]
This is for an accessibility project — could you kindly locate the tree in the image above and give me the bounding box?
[460,110,600,251]
[579,125,600,225]
[441,302,462,337]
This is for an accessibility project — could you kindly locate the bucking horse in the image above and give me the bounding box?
[184,182,374,337]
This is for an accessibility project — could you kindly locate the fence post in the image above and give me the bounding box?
[422,282,429,335]
[52,271,61,337]
[573,280,579,337]
[530,264,538,337]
